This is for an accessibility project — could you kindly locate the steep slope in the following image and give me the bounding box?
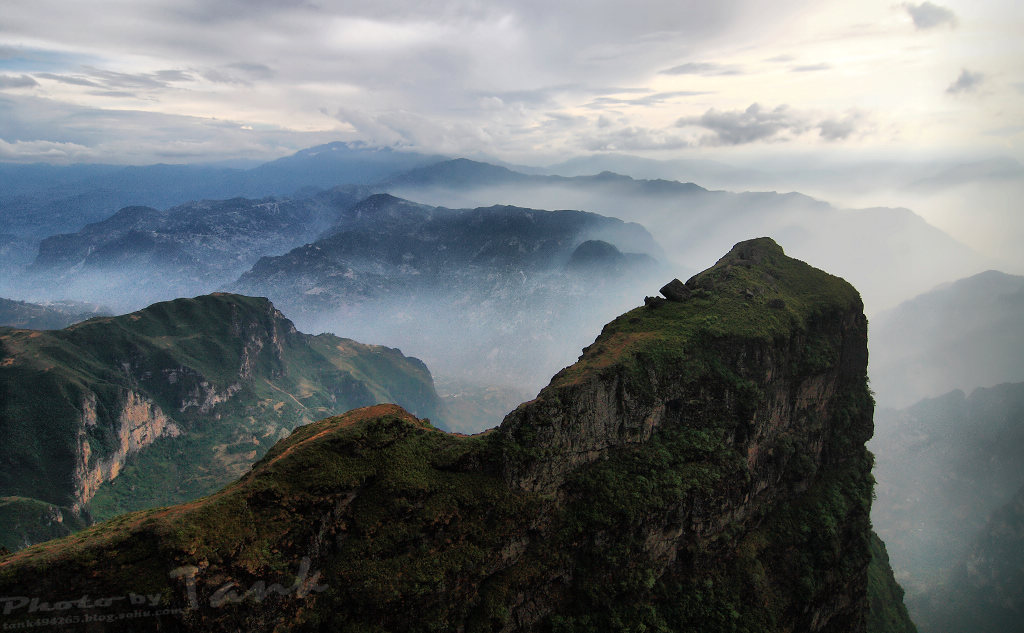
[0,293,442,550]
[871,381,1024,630]
[869,270,1024,408]
[0,238,886,632]
[867,532,919,633]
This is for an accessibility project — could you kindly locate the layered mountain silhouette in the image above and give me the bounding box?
[869,270,1024,408]
[1,145,993,319]
[0,238,912,632]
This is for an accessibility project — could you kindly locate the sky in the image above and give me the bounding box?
[0,0,1020,166]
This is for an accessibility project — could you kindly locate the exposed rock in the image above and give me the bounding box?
[659,277,690,301]
[0,293,445,549]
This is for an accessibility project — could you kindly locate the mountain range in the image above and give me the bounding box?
[868,270,1024,409]
[0,293,442,551]
[2,143,996,318]
[0,238,914,632]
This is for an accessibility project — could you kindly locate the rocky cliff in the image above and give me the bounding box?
[0,239,882,632]
[0,293,443,550]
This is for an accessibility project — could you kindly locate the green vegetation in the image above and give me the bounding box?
[0,293,443,544]
[867,531,918,633]
[552,237,861,389]
[0,497,89,552]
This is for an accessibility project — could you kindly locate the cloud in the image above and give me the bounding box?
[817,112,865,141]
[676,103,865,145]
[677,103,807,145]
[585,90,711,109]
[946,69,984,94]
[0,74,38,89]
[0,94,340,164]
[0,138,95,162]
[0,0,994,162]
[659,62,743,76]
[36,73,102,88]
[578,125,692,152]
[902,2,957,30]
[791,63,831,73]
[38,68,196,91]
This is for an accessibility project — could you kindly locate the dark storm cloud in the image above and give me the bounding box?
[902,2,958,30]
[946,69,984,94]
[677,103,864,145]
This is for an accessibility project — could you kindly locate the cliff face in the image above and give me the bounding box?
[73,390,182,510]
[499,237,874,631]
[0,293,444,550]
[0,239,878,632]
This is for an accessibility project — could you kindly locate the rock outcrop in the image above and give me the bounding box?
[0,293,444,550]
[0,239,882,632]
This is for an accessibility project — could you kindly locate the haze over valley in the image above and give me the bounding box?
[0,1,1021,631]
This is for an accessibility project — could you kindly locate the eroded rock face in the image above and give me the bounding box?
[73,390,181,510]
[0,293,445,548]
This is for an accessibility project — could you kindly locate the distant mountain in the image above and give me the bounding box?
[4,148,992,316]
[0,297,107,329]
[869,270,1024,408]
[382,158,991,312]
[236,193,662,308]
[25,189,369,308]
[545,152,770,187]
[231,194,668,396]
[0,293,443,551]
[871,381,1024,630]
[908,157,1024,191]
[0,142,442,244]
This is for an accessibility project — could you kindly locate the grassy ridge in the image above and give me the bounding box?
[0,294,443,548]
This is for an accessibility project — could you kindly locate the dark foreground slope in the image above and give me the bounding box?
[0,293,441,550]
[0,238,881,632]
